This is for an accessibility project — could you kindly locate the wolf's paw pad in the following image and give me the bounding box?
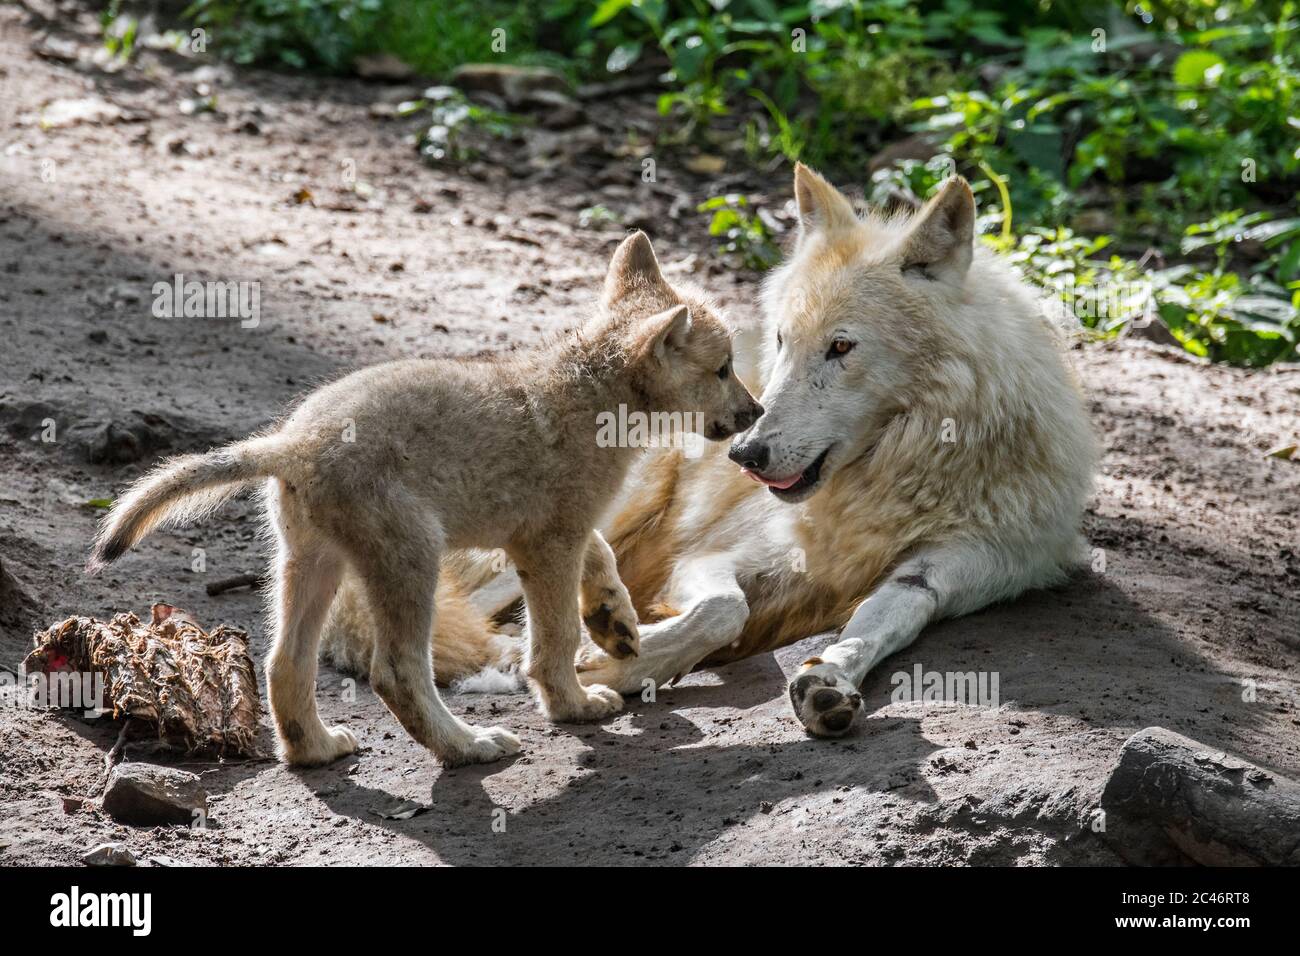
[443,725,521,767]
[789,661,862,738]
[549,684,624,723]
[583,591,641,660]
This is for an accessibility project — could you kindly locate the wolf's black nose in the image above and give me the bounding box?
[728,437,769,472]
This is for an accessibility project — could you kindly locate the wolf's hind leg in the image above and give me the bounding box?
[354,513,519,766]
[576,554,748,695]
[266,491,356,766]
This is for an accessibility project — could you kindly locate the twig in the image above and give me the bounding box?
[205,572,266,596]
[102,718,135,792]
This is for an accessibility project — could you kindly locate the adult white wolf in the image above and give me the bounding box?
[323,164,1097,739]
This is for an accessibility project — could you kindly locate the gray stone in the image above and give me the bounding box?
[103,762,208,827]
[83,842,137,866]
[451,64,570,106]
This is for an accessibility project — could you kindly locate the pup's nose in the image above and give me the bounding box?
[728,437,769,472]
[734,400,764,432]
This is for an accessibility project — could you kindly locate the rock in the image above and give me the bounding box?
[1126,316,1182,349]
[526,89,585,129]
[867,133,943,174]
[353,53,417,82]
[66,418,151,464]
[64,411,184,465]
[684,154,726,175]
[31,32,82,63]
[103,763,208,827]
[451,64,570,106]
[1072,209,1115,235]
[186,65,233,87]
[1099,726,1300,865]
[83,842,137,866]
[32,97,125,129]
[0,399,60,439]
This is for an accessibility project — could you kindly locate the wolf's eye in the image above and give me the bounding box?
[716,359,730,380]
[826,338,855,359]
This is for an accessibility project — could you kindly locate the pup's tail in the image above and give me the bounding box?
[88,434,284,572]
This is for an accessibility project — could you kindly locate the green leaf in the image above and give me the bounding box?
[589,0,633,28]
[605,41,642,74]
[1173,50,1226,87]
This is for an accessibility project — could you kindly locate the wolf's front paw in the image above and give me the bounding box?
[789,660,862,738]
[582,588,641,660]
[544,683,624,723]
[441,725,521,768]
[280,723,360,766]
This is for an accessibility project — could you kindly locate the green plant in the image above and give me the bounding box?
[697,193,780,270]
[416,90,520,165]
[101,1,140,62]
[184,0,382,68]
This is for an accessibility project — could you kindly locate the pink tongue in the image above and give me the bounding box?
[743,468,802,490]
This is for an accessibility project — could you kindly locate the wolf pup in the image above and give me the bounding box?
[89,232,762,768]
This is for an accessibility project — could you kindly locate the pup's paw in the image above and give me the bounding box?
[545,683,624,723]
[441,725,521,768]
[789,659,862,738]
[582,589,641,660]
[280,723,359,767]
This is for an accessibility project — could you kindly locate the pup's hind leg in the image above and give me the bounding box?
[354,513,519,767]
[266,492,356,766]
[515,537,623,722]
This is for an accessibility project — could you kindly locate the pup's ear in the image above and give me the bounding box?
[899,176,975,282]
[794,162,857,236]
[636,304,692,362]
[604,231,671,304]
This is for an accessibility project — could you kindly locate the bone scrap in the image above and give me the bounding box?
[22,604,261,757]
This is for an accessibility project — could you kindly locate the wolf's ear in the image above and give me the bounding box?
[636,304,692,362]
[794,162,857,235]
[604,231,671,304]
[899,176,975,282]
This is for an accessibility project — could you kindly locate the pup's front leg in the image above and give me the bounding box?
[515,538,623,722]
[579,529,640,659]
[575,553,748,694]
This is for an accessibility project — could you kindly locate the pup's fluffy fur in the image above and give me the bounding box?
[90,232,760,767]
[325,165,1097,741]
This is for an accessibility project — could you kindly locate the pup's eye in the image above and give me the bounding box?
[776,332,784,351]
[716,359,730,380]
[903,262,934,280]
[826,338,855,359]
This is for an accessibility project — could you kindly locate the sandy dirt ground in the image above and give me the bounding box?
[1,3,1298,866]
